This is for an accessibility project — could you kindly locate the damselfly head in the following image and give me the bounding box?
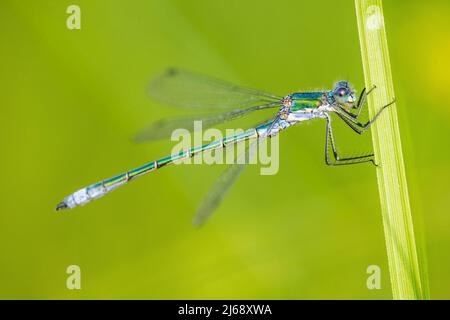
[333,81,357,108]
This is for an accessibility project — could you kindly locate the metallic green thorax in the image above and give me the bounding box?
[289,92,326,111]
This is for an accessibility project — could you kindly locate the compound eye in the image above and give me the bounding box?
[337,88,347,97]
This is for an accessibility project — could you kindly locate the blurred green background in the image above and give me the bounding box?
[1,0,449,299]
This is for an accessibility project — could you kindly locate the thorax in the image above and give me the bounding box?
[288,92,326,111]
[282,91,332,122]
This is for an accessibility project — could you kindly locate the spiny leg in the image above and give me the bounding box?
[355,85,377,119]
[324,115,376,166]
[334,111,367,135]
[335,99,395,134]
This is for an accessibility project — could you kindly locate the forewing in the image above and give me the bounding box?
[148,68,282,109]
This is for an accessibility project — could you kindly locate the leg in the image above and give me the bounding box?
[355,85,376,119]
[324,115,376,166]
[335,99,395,134]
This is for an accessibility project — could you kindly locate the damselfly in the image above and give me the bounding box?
[56,69,394,225]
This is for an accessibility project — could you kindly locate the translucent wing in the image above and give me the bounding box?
[148,68,283,109]
[192,135,268,227]
[134,102,281,142]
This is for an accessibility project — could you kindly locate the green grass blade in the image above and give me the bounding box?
[354,0,429,300]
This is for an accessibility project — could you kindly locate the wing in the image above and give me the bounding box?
[134,102,281,142]
[192,135,268,227]
[148,68,283,109]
